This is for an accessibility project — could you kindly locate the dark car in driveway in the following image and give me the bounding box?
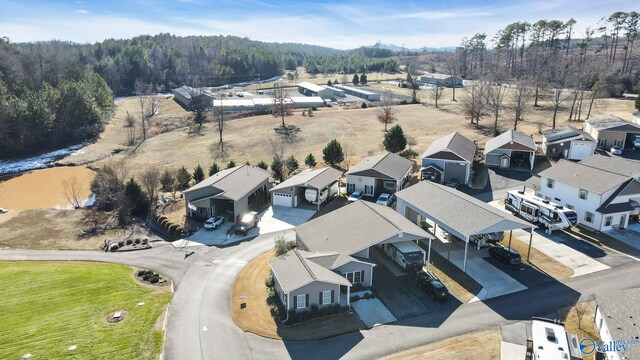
[416,270,448,300]
[489,245,521,265]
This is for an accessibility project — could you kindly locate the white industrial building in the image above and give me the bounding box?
[333,84,381,101]
[419,74,463,88]
[322,85,345,98]
[297,82,334,99]
[212,96,325,112]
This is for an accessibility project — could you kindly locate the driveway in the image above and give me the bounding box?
[351,298,396,328]
[182,206,315,246]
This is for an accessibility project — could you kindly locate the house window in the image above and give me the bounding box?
[544,196,551,201]
[604,216,612,227]
[585,211,594,223]
[579,189,588,200]
[347,183,355,193]
[565,204,575,210]
[321,290,332,305]
[614,139,623,147]
[598,139,607,148]
[547,178,555,189]
[296,294,307,309]
[345,271,363,284]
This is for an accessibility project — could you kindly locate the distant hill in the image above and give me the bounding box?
[367,43,455,53]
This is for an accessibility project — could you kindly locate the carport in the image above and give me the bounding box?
[269,167,342,211]
[396,181,535,272]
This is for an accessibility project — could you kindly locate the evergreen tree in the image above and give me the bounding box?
[304,153,317,168]
[352,73,360,86]
[124,177,149,217]
[192,164,205,183]
[271,157,284,181]
[327,80,333,86]
[383,125,407,153]
[160,169,175,190]
[322,139,344,166]
[176,166,191,189]
[208,162,220,176]
[285,155,299,173]
[256,160,268,170]
[360,73,368,85]
[227,160,236,169]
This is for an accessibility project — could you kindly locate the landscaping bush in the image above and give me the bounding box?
[363,292,370,300]
[156,215,168,223]
[109,244,119,252]
[160,218,171,228]
[333,304,343,314]
[318,306,329,317]
[168,224,179,235]
[287,309,297,324]
[310,304,319,316]
[126,239,133,246]
[369,293,376,299]
[174,226,184,236]
[399,99,408,105]
[361,102,368,109]
[142,238,149,245]
[134,238,141,245]
[311,106,318,111]
[270,306,280,318]
[264,273,274,288]
[118,240,125,248]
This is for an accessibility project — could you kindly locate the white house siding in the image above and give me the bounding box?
[334,261,375,287]
[346,174,376,195]
[538,176,605,230]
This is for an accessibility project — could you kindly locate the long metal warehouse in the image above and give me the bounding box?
[395,181,535,272]
[333,84,381,101]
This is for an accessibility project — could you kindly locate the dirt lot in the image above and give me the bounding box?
[558,302,600,360]
[231,250,364,340]
[500,236,575,280]
[381,327,501,360]
[61,85,636,178]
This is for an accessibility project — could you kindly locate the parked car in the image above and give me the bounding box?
[376,193,395,206]
[236,92,244,97]
[203,216,224,230]
[610,145,623,155]
[0,207,8,214]
[234,211,259,235]
[347,190,364,203]
[634,135,640,149]
[488,245,521,265]
[445,178,461,188]
[416,270,448,300]
[227,92,233,97]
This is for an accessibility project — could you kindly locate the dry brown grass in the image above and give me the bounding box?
[500,236,574,280]
[558,302,600,360]
[429,259,482,303]
[231,250,364,340]
[380,327,501,360]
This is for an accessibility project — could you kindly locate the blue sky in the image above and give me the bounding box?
[0,0,637,49]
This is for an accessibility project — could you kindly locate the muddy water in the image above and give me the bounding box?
[0,167,95,210]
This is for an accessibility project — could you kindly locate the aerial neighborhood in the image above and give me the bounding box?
[2,3,640,360]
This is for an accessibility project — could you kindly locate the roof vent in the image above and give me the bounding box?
[518,191,525,195]
[543,200,550,204]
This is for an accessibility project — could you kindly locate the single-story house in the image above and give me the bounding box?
[421,132,476,185]
[172,85,214,110]
[395,181,534,272]
[270,201,434,313]
[484,130,536,172]
[183,165,271,222]
[541,126,596,160]
[269,167,343,209]
[419,74,463,88]
[583,115,640,150]
[537,157,640,231]
[594,288,640,360]
[346,152,415,197]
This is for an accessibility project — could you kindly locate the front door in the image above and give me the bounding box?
[620,214,627,229]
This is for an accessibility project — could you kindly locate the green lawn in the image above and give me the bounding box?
[0,261,172,360]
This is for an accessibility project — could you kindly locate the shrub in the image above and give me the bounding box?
[353,295,360,301]
[126,239,133,246]
[299,310,311,322]
[270,306,280,318]
[361,102,368,109]
[399,148,419,159]
[310,304,319,316]
[134,238,141,245]
[142,238,149,245]
[265,273,274,288]
[311,106,318,111]
[156,215,167,223]
[363,292,370,299]
[333,304,343,314]
[318,306,329,317]
[174,226,184,236]
[399,99,408,105]
[118,240,125,248]
[168,224,179,235]
[369,293,376,299]
[287,309,297,324]
[161,218,171,228]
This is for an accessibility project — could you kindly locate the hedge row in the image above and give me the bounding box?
[154,214,184,237]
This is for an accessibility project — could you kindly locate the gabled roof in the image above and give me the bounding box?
[542,126,595,144]
[579,155,640,178]
[484,130,536,154]
[395,181,533,240]
[585,115,640,131]
[172,85,211,100]
[346,152,414,181]
[421,132,476,163]
[183,165,269,201]
[596,179,640,214]
[539,159,629,194]
[295,201,433,256]
[270,167,343,192]
[297,82,327,93]
[269,249,351,293]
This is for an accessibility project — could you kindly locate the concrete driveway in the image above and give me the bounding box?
[606,225,640,251]
[351,298,397,328]
[181,206,315,246]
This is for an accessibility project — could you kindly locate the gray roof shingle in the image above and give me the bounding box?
[395,181,533,240]
[484,130,536,154]
[421,132,477,163]
[183,165,270,201]
[585,115,640,131]
[595,288,640,360]
[346,152,414,181]
[270,167,343,192]
[269,249,351,293]
[539,159,630,194]
[579,155,640,178]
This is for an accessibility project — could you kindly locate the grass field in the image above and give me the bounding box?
[0,261,172,360]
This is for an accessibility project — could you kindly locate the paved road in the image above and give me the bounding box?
[4,235,640,359]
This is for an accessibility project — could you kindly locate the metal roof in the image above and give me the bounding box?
[333,84,378,96]
[183,165,270,201]
[346,152,414,181]
[542,125,594,144]
[295,201,433,257]
[269,249,351,293]
[297,82,326,93]
[539,159,630,194]
[421,132,476,163]
[484,130,536,154]
[270,167,343,192]
[396,181,533,241]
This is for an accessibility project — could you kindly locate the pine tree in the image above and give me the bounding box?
[124,177,149,216]
[160,169,175,190]
[285,155,299,173]
[176,166,191,189]
[383,125,407,153]
[352,73,360,86]
[226,160,236,169]
[192,164,205,183]
[360,73,368,85]
[327,80,333,86]
[304,153,317,168]
[208,162,220,176]
[256,160,268,170]
[271,157,284,181]
[322,139,344,166]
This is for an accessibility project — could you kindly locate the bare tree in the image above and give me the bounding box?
[81,208,114,233]
[430,85,444,108]
[377,105,397,132]
[510,80,532,131]
[549,61,573,129]
[62,176,85,209]
[271,82,293,128]
[125,111,138,146]
[135,79,158,141]
[342,144,356,171]
[486,83,508,136]
[461,79,489,128]
[213,93,227,160]
[185,84,208,135]
[139,168,161,216]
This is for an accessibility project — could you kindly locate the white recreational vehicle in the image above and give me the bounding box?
[505,190,578,233]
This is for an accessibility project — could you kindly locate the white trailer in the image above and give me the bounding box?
[304,188,328,204]
[380,241,426,273]
[504,190,578,233]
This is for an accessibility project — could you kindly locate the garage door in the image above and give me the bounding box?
[272,193,293,207]
[569,142,594,160]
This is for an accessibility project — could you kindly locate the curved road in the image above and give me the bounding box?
[3,233,640,360]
